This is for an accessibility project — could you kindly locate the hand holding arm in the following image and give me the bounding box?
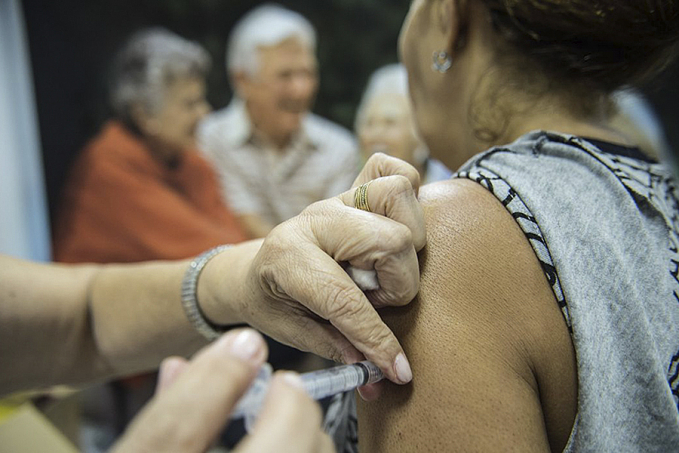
[0,154,424,396]
[198,154,425,385]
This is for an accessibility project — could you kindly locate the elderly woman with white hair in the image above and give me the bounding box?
[54,28,247,263]
[52,27,249,450]
[355,64,451,184]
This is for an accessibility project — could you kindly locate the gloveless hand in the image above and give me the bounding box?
[240,154,425,386]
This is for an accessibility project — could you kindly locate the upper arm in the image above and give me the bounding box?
[357,179,577,452]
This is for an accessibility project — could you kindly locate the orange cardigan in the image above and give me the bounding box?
[53,121,248,263]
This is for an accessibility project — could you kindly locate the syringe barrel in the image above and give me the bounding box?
[301,361,384,400]
[230,361,385,423]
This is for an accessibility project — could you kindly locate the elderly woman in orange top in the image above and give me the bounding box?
[53,28,247,263]
[51,27,248,450]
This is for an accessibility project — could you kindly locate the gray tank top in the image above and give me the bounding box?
[456,131,679,451]
[328,131,679,452]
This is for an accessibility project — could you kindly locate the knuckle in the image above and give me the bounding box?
[308,331,342,363]
[328,342,352,363]
[388,284,418,307]
[363,322,395,349]
[301,198,327,216]
[258,230,288,264]
[385,258,420,304]
[366,151,390,168]
[286,315,318,351]
[317,342,341,363]
[297,199,342,236]
[372,175,413,206]
[386,174,415,195]
[303,197,343,221]
[385,167,420,195]
[378,223,413,253]
[363,153,421,189]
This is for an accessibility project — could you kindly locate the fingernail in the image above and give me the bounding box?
[278,372,306,392]
[223,329,264,364]
[156,357,184,394]
[394,353,413,384]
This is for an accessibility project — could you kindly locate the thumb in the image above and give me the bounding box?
[111,329,268,453]
[155,356,188,395]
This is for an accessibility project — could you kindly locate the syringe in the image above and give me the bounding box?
[231,361,384,429]
[301,360,384,400]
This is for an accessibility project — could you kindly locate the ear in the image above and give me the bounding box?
[436,0,467,54]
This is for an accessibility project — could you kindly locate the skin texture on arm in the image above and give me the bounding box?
[0,256,206,395]
[358,179,577,452]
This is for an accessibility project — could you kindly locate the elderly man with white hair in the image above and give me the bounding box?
[199,3,358,239]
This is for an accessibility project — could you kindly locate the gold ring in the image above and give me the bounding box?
[354,181,372,212]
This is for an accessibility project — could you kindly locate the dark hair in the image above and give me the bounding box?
[482,0,679,92]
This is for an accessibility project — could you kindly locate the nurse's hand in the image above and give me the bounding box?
[111,329,334,453]
[233,154,424,387]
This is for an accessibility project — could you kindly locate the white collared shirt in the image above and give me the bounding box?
[199,99,359,226]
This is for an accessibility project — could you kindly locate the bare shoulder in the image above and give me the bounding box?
[358,179,577,452]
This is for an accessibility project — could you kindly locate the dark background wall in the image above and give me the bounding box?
[642,62,679,157]
[22,0,678,226]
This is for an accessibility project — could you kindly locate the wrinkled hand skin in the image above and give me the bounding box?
[243,154,425,387]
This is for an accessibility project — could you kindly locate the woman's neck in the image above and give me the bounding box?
[438,102,630,172]
[497,109,632,149]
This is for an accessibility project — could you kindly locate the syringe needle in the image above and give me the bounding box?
[231,361,384,423]
[301,361,384,400]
